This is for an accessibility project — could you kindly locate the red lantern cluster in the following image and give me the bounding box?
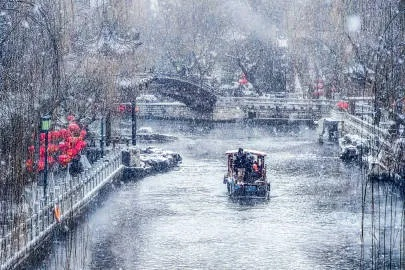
[337,100,349,111]
[239,73,248,85]
[26,115,87,172]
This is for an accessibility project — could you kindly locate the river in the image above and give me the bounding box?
[30,120,404,270]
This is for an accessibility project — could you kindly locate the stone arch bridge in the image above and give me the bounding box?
[120,73,333,121]
[119,73,217,113]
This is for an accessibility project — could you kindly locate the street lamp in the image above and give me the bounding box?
[100,116,105,157]
[131,100,137,146]
[41,115,51,201]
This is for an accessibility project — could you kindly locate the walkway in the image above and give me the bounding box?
[0,150,122,270]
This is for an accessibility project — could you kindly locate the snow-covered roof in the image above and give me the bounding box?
[225,149,267,157]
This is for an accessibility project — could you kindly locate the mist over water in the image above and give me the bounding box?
[30,120,403,269]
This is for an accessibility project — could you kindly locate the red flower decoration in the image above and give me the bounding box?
[26,159,33,171]
[68,123,80,132]
[66,148,78,157]
[58,154,71,166]
[37,160,45,171]
[80,129,87,138]
[39,146,45,157]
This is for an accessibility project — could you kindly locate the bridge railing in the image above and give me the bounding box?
[216,97,333,120]
[216,97,333,106]
[153,73,216,93]
[0,150,122,270]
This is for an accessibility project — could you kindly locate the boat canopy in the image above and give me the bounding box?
[225,149,267,157]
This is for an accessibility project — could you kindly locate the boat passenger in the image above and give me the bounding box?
[252,161,260,179]
[244,154,254,182]
[234,148,246,182]
[252,161,259,173]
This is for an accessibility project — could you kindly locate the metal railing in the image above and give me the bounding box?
[0,150,123,270]
[332,110,391,145]
[137,98,333,121]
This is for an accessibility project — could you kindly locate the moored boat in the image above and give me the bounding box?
[223,148,270,200]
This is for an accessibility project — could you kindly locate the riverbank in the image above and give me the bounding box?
[319,109,405,183]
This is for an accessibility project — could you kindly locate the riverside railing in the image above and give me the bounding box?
[331,110,391,146]
[0,149,123,270]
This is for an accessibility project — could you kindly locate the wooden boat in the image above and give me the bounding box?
[223,149,270,200]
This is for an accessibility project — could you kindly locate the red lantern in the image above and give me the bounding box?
[39,146,45,157]
[67,148,78,157]
[67,115,75,122]
[40,133,46,142]
[67,136,80,148]
[50,130,61,141]
[239,74,248,85]
[59,129,69,139]
[118,104,126,113]
[59,141,69,152]
[80,140,87,150]
[58,154,71,166]
[80,129,87,138]
[75,140,87,151]
[48,131,54,141]
[28,145,35,153]
[337,100,349,111]
[68,123,80,132]
[48,144,59,154]
[54,130,61,139]
[48,156,55,165]
[75,140,82,150]
[239,78,248,85]
[26,159,33,171]
[37,160,45,171]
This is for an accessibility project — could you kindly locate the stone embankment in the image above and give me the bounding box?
[122,146,182,179]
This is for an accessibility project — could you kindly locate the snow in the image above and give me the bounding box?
[33,4,41,14]
[277,38,288,48]
[150,0,160,18]
[346,15,361,33]
[137,126,153,134]
[294,73,303,99]
[137,94,158,103]
[21,20,29,29]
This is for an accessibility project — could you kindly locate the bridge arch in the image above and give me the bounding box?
[150,74,217,113]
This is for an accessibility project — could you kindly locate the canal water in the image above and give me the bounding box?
[30,120,404,270]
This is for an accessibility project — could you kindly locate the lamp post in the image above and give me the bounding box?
[100,116,104,157]
[131,100,137,146]
[41,115,51,202]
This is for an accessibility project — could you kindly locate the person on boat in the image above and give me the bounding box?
[234,148,246,182]
[244,154,254,182]
[251,161,260,179]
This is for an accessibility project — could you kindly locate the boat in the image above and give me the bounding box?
[120,126,177,143]
[317,118,344,143]
[223,148,270,200]
[136,127,177,143]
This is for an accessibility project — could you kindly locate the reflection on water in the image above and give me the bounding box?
[28,121,404,269]
[361,180,405,269]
